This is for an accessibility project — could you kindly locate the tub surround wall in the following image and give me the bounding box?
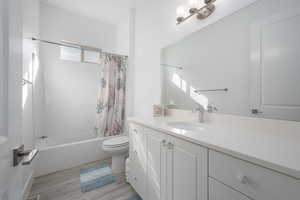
[40,3,117,142]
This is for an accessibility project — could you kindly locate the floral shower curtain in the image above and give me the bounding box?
[94,54,127,137]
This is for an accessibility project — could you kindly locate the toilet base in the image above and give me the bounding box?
[111,154,126,174]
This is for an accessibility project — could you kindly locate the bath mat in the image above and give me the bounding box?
[128,194,143,200]
[80,163,116,192]
[80,163,143,199]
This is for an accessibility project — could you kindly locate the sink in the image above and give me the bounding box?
[166,121,205,131]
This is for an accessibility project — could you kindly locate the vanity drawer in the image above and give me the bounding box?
[209,150,300,200]
[209,178,250,200]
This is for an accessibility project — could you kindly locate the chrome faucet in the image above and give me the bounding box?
[193,104,205,123]
[194,103,218,123]
[207,103,218,113]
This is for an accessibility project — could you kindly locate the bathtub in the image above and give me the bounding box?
[34,136,113,177]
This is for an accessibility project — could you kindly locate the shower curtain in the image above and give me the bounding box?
[94,54,127,137]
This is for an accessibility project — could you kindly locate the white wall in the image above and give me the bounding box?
[116,19,130,56]
[133,0,259,117]
[40,3,117,143]
[116,9,136,123]
[22,0,40,198]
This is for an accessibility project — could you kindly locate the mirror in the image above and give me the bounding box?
[161,0,300,121]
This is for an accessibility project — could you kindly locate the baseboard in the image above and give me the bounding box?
[22,171,34,200]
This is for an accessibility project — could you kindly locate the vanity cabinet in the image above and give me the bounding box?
[129,124,208,200]
[129,123,147,198]
[129,122,300,200]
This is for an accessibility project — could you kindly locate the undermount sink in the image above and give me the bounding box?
[166,121,205,131]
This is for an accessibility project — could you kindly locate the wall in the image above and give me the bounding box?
[40,3,117,143]
[133,0,259,117]
[116,9,136,124]
[22,0,40,198]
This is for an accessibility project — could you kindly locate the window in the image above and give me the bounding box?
[83,50,101,64]
[60,46,101,64]
[60,46,82,62]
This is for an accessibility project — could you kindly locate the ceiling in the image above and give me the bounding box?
[40,0,135,26]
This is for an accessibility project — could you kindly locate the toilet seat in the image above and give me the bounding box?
[103,136,129,148]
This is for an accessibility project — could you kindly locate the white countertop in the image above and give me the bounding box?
[128,112,300,179]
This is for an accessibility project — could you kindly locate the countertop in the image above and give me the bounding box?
[128,113,300,180]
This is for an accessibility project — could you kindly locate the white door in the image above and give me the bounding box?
[146,128,167,200]
[166,136,208,200]
[0,0,24,199]
[251,8,300,121]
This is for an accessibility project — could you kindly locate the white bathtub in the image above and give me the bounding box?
[34,136,113,177]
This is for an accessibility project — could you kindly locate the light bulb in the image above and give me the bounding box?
[176,6,185,24]
[189,0,199,8]
[176,6,185,18]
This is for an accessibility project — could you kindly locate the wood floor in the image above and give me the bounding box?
[28,159,138,200]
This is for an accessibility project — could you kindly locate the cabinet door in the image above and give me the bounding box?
[167,136,208,200]
[129,123,147,198]
[146,128,167,200]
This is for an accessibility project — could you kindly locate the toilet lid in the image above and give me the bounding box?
[103,136,129,148]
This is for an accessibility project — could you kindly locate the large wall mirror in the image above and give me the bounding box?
[161,0,300,121]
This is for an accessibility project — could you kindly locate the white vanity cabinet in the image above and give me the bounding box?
[129,121,300,200]
[129,123,208,200]
[129,123,147,198]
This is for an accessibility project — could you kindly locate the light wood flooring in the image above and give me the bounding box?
[28,159,137,200]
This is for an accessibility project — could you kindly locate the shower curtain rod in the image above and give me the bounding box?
[31,37,128,58]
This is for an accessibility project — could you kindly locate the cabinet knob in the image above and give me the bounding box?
[161,140,167,147]
[134,129,138,134]
[167,142,174,150]
[237,173,248,184]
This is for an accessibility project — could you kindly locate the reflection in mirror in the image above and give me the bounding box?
[161,0,300,121]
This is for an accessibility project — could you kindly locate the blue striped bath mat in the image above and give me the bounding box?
[80,163,143,200]
[80,163,115,192]
[128,194,143,200]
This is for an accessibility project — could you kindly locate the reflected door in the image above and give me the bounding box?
[251,9,300,121]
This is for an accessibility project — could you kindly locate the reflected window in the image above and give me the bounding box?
[172,73,187,93]
[22,73,29,109]
[190,86,208,109]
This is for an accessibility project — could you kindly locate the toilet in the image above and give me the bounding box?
[102,136,129,174]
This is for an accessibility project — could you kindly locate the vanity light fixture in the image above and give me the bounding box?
[176,0,216,25]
